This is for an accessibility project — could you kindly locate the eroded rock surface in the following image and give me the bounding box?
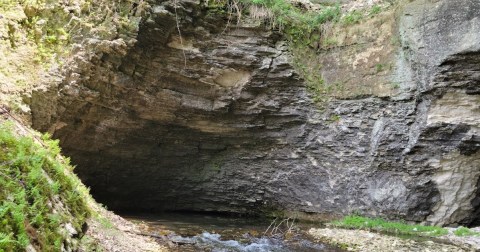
[30,0,479,225]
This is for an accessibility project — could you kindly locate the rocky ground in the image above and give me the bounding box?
[442,227,480,251]
[309,227,479,252]
[82,204,166,252]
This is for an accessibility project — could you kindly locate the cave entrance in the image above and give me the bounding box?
[28,3,309,214]
[52,120,279,214]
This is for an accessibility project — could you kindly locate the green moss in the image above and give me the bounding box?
[0,121,91,251]
[331,215,449,237]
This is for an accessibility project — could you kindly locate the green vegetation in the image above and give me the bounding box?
[306,77,327,103]
[254,0,337,103]
[1,0,146,65]
[1,1,148,118]
[375,63,385,73]
[239,0,341,46]
[329,114,341,123]
[333,215,480,238]
[369,5,382,17]
[331,215,448,237]
[97,215,114,229]
[322,37,337,47]
[211,0,392,105]
[0,121,91,251]
[342,10,363,25]
[454,227,480,237]
[78,235,102,252]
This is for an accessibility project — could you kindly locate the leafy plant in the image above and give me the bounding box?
[0,121,91,251]
[0,232,16,249]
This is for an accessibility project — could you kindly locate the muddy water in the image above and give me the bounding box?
[124,212,344,252]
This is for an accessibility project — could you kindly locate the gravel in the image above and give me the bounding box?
[309,228,474,252]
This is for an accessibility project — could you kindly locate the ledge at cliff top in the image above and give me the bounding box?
[29,0,480,226]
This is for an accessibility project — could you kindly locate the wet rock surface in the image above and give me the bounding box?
[30,0,479,225]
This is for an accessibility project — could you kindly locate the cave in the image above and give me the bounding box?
[6,0,480,250]
[28,0,480,226]
[31,1,309,214]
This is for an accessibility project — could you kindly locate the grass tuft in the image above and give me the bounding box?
[453,227,480,237]
[331,215,449,237]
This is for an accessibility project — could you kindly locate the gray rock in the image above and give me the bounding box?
[30,0,480,226]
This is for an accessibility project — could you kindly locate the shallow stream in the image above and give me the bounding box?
[124,212,344,252]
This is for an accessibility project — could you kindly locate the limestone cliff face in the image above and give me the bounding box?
[30,0,479,226]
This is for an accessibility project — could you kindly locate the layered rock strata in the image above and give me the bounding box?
[31,0,480,226]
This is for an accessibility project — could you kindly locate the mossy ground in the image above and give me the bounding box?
[0,119,164,251]
[0,121,91,251]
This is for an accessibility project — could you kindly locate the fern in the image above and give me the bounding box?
[0,122,91,251]
[0,232,16,249]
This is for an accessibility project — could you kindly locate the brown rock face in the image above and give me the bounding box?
[30,0,480,225]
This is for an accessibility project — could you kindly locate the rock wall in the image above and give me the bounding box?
[30,0,480,226]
